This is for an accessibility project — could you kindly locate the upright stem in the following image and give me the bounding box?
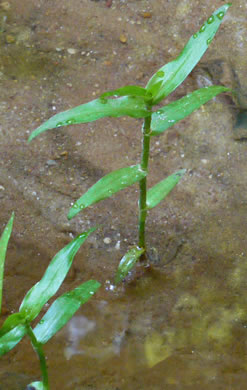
[138,112,152,250]
[25,322,50,390]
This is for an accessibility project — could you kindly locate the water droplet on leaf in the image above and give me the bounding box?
[193,33,198,39]
[66,118,76,125]
[56,122,63,128]
[206,37,212,45]
[207,15,214,24]
[156,71,165,78]
[100,97,108,104]
[216,11,224,20]
[39,319,45,324]
[199,24,206,33]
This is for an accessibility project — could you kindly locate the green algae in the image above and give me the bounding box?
[0,44,61,80]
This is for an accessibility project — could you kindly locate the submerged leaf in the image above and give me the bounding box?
[145,331,174,368]
[19,228,96,321]
[146,4,232,104]
[34,280,101,344]
[68,165,147,220]
[151,86,229,136]
[146,169,186,210]
[28,96,151,141]
[0,212,14,314]
[115,246,145,284]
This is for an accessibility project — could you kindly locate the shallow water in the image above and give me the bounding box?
[1,0,247,389]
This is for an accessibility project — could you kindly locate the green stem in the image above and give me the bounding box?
[25,322,50,390]
[138,113,152,250]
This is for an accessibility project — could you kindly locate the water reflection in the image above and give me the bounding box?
[64,315,96,360]
[64,308,127,361]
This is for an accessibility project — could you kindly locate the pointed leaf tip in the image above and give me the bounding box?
[68,165,147,220]
[146,4,232,104]
[19,229,96,321]
[28,96,151,141]
[146,169,186,210]
[151,86,229,136]
[0,212,14,314]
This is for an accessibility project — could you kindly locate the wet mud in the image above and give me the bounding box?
[1,0,247,389]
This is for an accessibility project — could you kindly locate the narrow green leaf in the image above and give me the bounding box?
[151,86,229,136]
[27,382,45,390]
[19,228,96,321]
[146,4,232,104]
[28,96,151,142]
[68,165,147,220]
[100,85,148,98]
[115,246,145,284]
[146,169,186,210]
[0,212,14,314]
[0,312,26,337]
[0,323,26,356]
[34,280,101,344]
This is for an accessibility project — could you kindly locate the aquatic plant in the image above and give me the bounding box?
[0,212,14,314]
[0,214,101,390]
[28,4,231,283]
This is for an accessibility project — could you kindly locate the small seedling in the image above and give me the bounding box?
[28,4,231,283]
[0,214,101,390]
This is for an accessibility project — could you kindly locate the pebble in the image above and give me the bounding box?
[46,160,57,166]
[103,237,112,244]
[201,159,208,164]
[140,11,152,19]
[119,34,127,44]
[67,48,77,55]
[115,241,121,250]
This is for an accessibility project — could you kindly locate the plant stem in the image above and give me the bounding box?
[138,113,152,250]
[25,322,50,390]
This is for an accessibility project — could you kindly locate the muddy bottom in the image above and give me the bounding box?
[1,0,247,389]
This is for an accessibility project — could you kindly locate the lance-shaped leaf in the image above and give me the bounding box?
[101,85,148,99]
[33,280,101,344]
[28,96,151,142]
[0,322,27,356]
[146,3,232,104]
[146,169,186,210]
[151,86,229,136]
[19,228,96,322]
[68,165,147,220]
[115,246,145,284]
[27,382,45,390]
[0,212,14,314]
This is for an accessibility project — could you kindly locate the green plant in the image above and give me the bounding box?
[0,214,101,390]
[28,4,231,283]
